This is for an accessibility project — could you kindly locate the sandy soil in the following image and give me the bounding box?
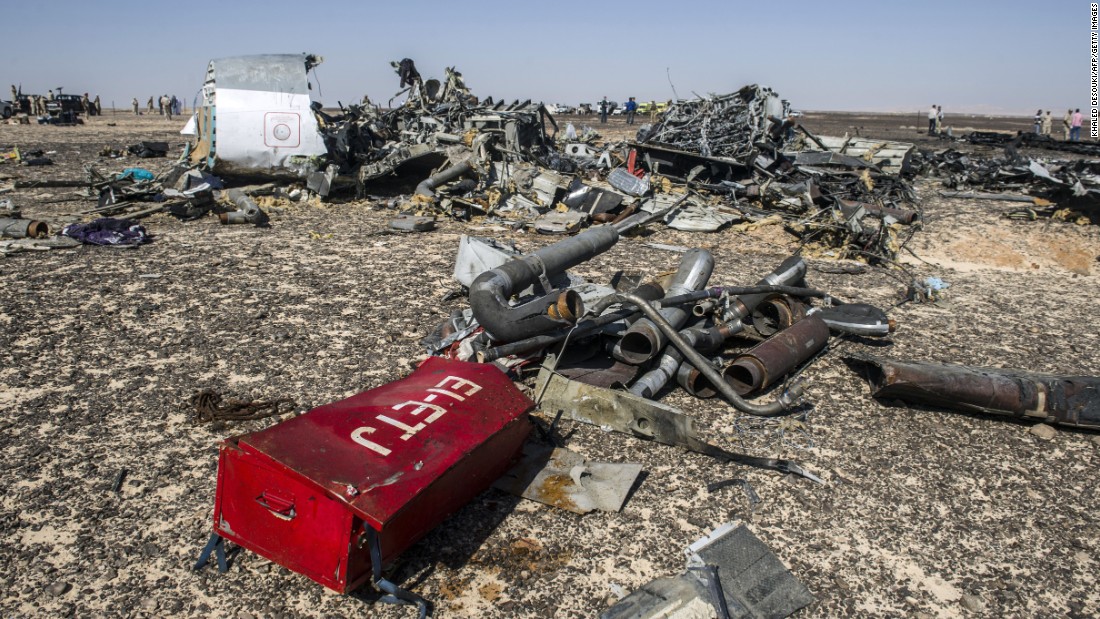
[1,112,1099,619]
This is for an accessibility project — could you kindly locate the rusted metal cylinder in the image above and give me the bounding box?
[0,218,48,238]
[856,356,1100,429]
[724,315,830,396]
[750,294,806,337]
[614,248,714,365]
[720,255,806,325]
[676,362,718,399]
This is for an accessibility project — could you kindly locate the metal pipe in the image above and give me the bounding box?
[660,284,830,308]
[723,315,830,396]
[588,293,799,416]
[613,249,714,365]
[469,225,620,343]
[415,160,474,197]
[853,356,1100,429]
[720,256,807,324]
[628,324,733,399]
[220,189,269,225]
[677,361,719,399]
[693,298,719,317]
[477,282,664,362]
[0,218,48,238]
[750,295,807,337]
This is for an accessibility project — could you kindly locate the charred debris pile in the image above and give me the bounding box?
[163,56,925,265]
[915,134,1100,223]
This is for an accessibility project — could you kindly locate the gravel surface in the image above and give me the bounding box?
[1,113,1099,618]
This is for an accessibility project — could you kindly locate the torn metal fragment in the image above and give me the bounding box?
[603,522,814,619]
[493,443,642,514]
[535,366,821,482]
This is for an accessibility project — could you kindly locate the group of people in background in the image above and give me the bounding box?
[1033,109,1084,141]
[931,102,1087,142]
[129,95,182,118]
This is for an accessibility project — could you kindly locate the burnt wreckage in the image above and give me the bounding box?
[182,55,922,264]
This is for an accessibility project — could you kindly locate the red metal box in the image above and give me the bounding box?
[211,358,533,593]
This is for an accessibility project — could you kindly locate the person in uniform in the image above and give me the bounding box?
[132,97,139,115]
[94,95,101,115]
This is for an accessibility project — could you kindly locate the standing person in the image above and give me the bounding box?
[48,89,55,101]
[624,97,637,125]
[162,95,173,120]
[649,101,658,123]
[1063,109,1073,140]
[170,95,179,117]
[81,93,91,116]
[93,95,101,115]
[928,104,937,134]
[599,97,608,124]
[1041,110,1052,136]
[1033,109,1043,134]
[131,97,139,115]
[1071,108,1083,141]
[9,85,17,106]
[935,105,943,134]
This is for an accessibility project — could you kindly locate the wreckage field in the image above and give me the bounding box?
[2,111,1100,618]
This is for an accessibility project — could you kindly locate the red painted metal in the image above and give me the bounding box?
[212,357,533,593]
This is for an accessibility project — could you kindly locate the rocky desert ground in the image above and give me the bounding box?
[1,110,1098,618]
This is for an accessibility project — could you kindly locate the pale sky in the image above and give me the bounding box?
[0,0,1087,115]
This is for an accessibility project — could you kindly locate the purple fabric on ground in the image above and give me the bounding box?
[62,218,150,246]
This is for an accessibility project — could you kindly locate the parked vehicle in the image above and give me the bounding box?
[49,94,95,116]
[637,101,671,115]
[0,99,12,119]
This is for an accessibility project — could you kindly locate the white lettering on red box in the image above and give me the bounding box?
[349,375,484,457]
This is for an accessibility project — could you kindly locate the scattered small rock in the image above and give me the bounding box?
[904,595,919,607]
[1091,435,1100,447]
[961,593,985,612]
[45,581,70,596]
[138,597,159,611]
[1029,423,1057,441]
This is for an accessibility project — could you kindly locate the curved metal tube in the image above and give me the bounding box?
[590,292,799,416]
[613,249,714,364]
[469,225,620,343]
[478,282,664,362]
[415,160,474,197]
